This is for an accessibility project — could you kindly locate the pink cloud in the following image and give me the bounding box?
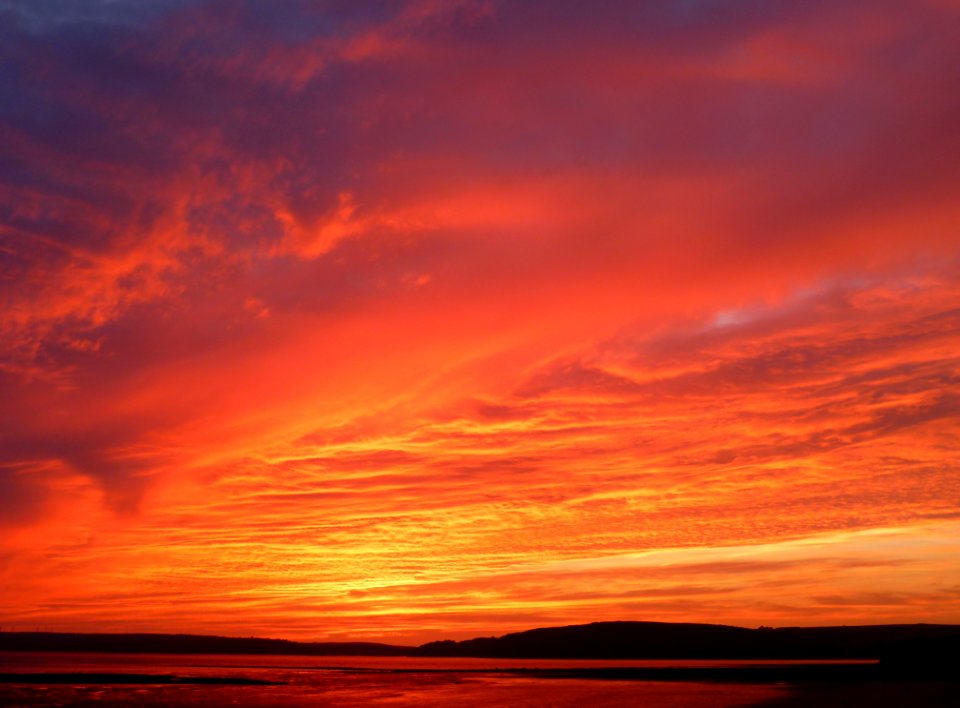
[1,0,959,640]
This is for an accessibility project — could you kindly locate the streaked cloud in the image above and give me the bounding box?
[1,0,958,642]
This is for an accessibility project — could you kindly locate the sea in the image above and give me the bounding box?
[0,652,952,707]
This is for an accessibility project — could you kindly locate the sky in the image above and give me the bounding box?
[1,0,959,645]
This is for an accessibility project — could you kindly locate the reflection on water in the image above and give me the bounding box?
[0,652,808,707]
[0,651,879,671]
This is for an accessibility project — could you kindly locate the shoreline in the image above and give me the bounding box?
[1,661,955,684]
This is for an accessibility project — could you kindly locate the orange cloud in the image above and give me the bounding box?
[1,0,959,642]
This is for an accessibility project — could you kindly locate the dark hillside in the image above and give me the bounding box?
[415,621,960,660]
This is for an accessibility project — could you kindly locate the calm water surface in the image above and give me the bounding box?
[0,652,871,707]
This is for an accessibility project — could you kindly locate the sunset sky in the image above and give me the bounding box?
[1,0,959,645]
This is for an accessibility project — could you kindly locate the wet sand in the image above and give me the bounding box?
[2,654,957,706]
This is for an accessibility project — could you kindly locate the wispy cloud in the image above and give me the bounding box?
[1,0,959,642]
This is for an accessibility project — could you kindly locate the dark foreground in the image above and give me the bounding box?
[1,653,958,707]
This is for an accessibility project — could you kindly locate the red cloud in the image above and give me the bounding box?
[1,0,959,640]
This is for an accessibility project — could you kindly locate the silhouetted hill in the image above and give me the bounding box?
[3,622,958,665]
[0,632,409,656]
[414,621,960,660]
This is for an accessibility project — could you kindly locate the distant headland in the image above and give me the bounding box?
[2,620,958,668]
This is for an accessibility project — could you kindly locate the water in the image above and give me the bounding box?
[0,652,878,707]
